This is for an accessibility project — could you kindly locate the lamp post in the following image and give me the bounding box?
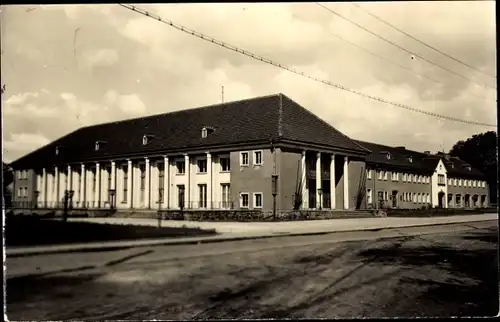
[33,190,40,210]
[157,188,163,228]
[272,174,278,221]
[180,185,185,218]
[318,188,323,210]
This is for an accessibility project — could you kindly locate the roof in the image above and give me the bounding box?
[11,93,368,168]
[355,140,486,179]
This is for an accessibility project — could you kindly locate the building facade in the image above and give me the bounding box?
[10,94,490,213]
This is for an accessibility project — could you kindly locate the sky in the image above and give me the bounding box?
[1,2,497,163]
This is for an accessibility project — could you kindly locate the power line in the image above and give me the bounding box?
[291,13,493,102]
[352,3,496,79]
[118,3,496,128]
[315,2,497,91]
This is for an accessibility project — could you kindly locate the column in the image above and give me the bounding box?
[94,163,100,208]
[110,161,116,190]
[80,164,86,208]
[144,158,150,208]
[127,159,133,208]
[343,156,349,210]
[67,165,72,192]
[330,154,336,209]
[54,166,59,206]
[315,152,322,209]
[42,168,47,207]
[185,154,190,208]
[207,152,212,209]
[163,156,169,208]
[301,151,307,209]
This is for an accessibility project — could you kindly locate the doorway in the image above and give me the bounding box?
[438,191,445,208]
[392,190,398,208]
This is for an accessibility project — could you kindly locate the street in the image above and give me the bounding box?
[6,221,499,319]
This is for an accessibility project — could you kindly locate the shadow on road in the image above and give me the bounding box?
[356,230,499,317]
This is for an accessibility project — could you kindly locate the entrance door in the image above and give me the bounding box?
[392,191,398,208]
[438,191,445,208]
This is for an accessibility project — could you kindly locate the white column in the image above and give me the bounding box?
[207,152,212,209]
[316,152,322,209]
[301,151,307,209]
[67,165,72,193]
[343,156,349,210]
[330,154,336,209]
[111,161,116,190]
[127,159,133,208]
[94,163,100,208]
[80,164,86,208]
[185,154,190,208]
[163,156,169,208]
[145,157,150,209]
[42,168,47,207]
[54,166,59,205]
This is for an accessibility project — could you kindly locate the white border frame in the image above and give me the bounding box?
[253,192,263,208]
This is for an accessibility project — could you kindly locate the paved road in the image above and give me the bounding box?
[6,221,498,319]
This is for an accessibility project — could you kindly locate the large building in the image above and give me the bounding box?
[9,94,489,213]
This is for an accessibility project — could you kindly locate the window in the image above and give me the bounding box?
[383,171,388,181]
[220,157,230,172]
[417,193,420,203]
[240,192,249,208]
[448,178,452,185]
[254,151,263,165]
[240,152,249,166]
[413,193,417,202]
[197,159,207,173]
[17,171,22,180]
[427,193,430,203]
[408,156,413,163]
[408,174,412,182]
[391,172,398,181]
[158,163,164,201]
[384,191,388,201]
[253,193,263,208]
[458,179,462,187]
[201,128,208,138]
[367,189,372,204]
[176,161,185,174]
[92,169,97,193]
[366,169,372,179]
[472,180,476,187]
[482,181,486,188]
[123,165,128,202]
[221,183,231,208]
[419,175,423,183]
[413,175,417,183]
[142,135,148,145]
[24,187,28,198]
[378,170,383,180]
[17,187,22,197]
[198,184,207,208]
[438,174,445,186]
[403,173,407,182]
[453,178,457,186]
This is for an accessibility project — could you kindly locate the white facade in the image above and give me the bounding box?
[431,159,448,208]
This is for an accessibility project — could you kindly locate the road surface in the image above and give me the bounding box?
[6,221,499,319]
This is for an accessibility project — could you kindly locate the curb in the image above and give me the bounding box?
[6,218,497,258]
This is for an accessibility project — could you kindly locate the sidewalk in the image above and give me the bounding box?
[6,213,497,257]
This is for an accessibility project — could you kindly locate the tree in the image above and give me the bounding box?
[449,131,497,204]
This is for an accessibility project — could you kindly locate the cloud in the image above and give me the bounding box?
[2,2,497,163]
[3,132,51,161]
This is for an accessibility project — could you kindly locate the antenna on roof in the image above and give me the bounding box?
[221,85,224,103]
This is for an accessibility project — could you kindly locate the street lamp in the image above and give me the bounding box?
[318,188,323,210]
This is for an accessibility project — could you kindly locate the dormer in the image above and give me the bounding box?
[55,145,63,156]
[201,126,215,139]
[95,140,107,151]
[407,156,413,163]
[142,134,155,146]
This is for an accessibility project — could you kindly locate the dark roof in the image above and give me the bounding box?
[355,140,486,179]
[11,93,368,168]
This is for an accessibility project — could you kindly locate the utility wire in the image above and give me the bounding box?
[118,3,496,128]
[292,13,493,102]
[352,3,496,79]
[316,2,496,90]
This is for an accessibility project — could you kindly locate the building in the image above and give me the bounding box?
[9,93,489,214]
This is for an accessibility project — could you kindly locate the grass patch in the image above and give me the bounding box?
[5,215,217,247]
[386,208,497,218]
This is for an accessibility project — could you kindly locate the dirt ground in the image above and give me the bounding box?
[6,225,499,319]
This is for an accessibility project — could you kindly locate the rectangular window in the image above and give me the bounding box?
[240,152,249,166]
[367,188,372,204]
[472,180,476,187]
[198,184,207,208]
[240,192,249,208]
[383,171,388,181]
[427,193,430,203]
[458,179,462,187]
[220,157,230,172]
[413,175,417,183]
[197,159,207,173]
[176,161,185,174]
[482,181,486,188]
[158,163,164,202]
[177,184,185,208]
[123,165,128,202]
[221,183,231,209]
[17,187,22,197]
[253,151,263,165]
[402,173,407,182]
[408,174,412,182]
[366,169,372,179]
[377,170,383,180]
[17,171,22,180]
[391,172,398,181]
[253,192,263,208]
[438,174,445,185]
